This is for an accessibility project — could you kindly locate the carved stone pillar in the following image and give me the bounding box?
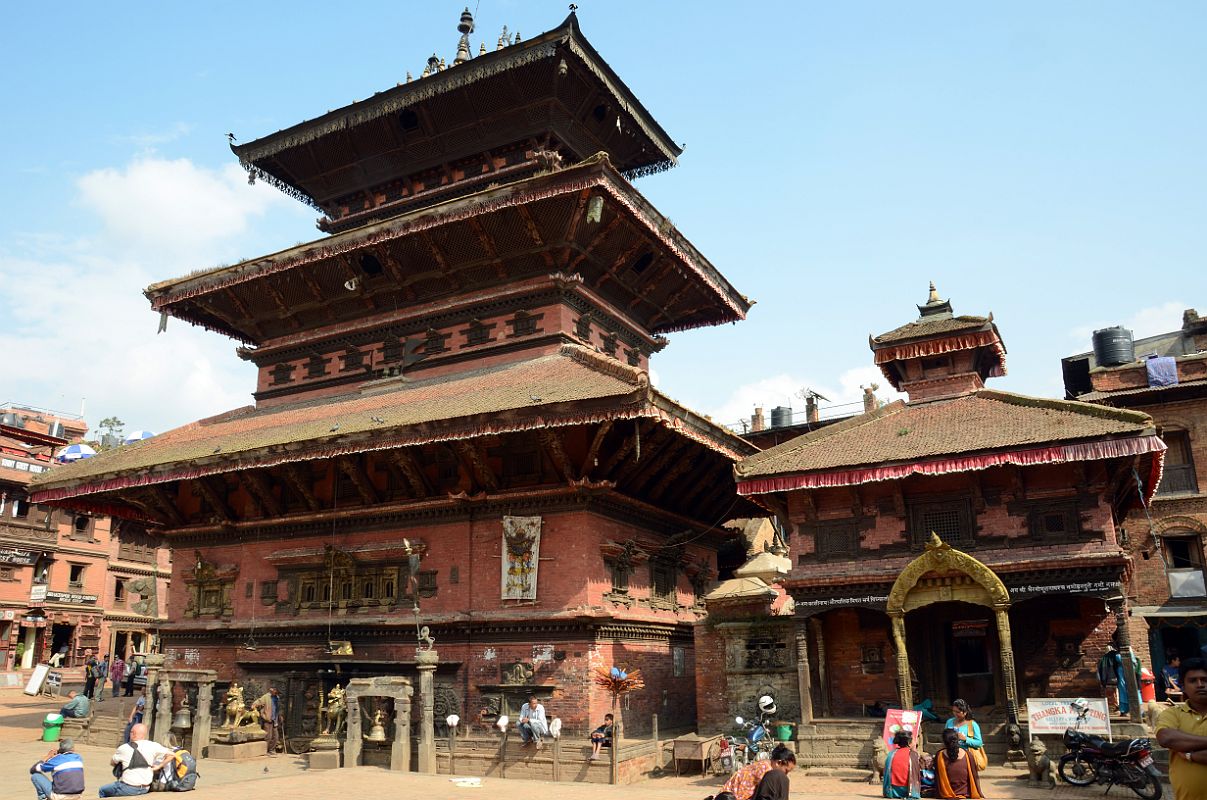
[993,607,1019,722]
[416,649,438,774]
[1110,598,1142,722]
[795,623,814,725]
[193,681,213,758]
[154,673,173,745]
[393,684,413,772]
[143,654,166,741]
[344,691,362,768]
[890,612,912,711]
[810,616,830,718]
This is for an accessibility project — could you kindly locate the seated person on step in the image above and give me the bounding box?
[58,690,90,719]
[590,713,613,760]
[518,696,549,749]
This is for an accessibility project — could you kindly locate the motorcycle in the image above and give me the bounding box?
[1057,699,1163,800]
[717,695,779,773]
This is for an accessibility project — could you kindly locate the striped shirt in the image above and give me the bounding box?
[34,752,85,795]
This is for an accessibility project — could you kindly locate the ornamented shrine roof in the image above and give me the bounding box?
[145,153,749,345]
[31,343,754,503]
[736,389,1162,494]
[230,12,681,218]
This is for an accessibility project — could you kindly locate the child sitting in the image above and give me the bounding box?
[589,713,614,760]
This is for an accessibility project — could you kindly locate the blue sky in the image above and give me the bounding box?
[1,2,1203,435]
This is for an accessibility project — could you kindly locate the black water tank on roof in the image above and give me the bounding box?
[770,406,793,428]
[1092,326,1135,367]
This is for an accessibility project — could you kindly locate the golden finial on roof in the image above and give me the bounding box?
[513,30,521,43]
[405,71,412,83]
[438,57,447,71]
[455,7,474,65]
[498,26,509,50]
[479,42,487,56]
[927,281,940,304]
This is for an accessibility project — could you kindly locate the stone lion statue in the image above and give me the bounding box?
[319,685,347,737]
[868,735,888,783]
[1026,739,1057,788]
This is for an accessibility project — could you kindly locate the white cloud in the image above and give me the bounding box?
[0,156,309,436]
[117,122,193,148]
[705,365,904,430]
[76,156,290,262]
[1070,301,1186,345]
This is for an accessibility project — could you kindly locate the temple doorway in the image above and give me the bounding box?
[905,601,998,709]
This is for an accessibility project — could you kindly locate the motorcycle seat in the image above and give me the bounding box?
[1092,737,1139,757]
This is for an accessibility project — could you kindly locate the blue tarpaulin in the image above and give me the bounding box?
[1146,356,1178,387]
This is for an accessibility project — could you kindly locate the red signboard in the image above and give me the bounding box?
[881,708,923,747]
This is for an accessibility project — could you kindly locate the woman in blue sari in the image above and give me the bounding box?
[883,730,921,798]
[944,699,986,770]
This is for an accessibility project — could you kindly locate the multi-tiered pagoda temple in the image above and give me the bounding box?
[32,10,757,742]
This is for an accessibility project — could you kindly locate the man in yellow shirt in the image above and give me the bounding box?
[1156,657,1207,800]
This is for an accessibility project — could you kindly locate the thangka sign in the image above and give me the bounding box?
[501,515,542,600]
[1026,698,1111,736]
[881,708,922,747]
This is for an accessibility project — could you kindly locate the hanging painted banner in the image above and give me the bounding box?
[501,515,542,600]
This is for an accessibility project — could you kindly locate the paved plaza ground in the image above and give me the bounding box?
[1,689,1166,800]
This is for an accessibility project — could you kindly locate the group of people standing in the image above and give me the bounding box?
[81,652,149,701]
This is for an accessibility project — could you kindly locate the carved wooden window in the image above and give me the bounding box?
[423,329,451,355]
[610,561,630,593]
[302,583,316,603]
[506,311,541,338]
[650,560,676,606]
[68,563,86,589]
[415,570,438,598]
[200,587,222,614]
[461,319,496,347]
[0,566,13,582]
[1157,430,1198,495]
[260,581,278,604]
[114,578,127,604]
[305,354,330,379]
[270,363,295,385]
[600,332,619,357]
[813,521,860,560]
[340,348,368,373]
[69,514,93,542]
[574,315,592,340]
[118,531,157,563]
[908,498,974,549]
[383,579,395,599]
[1028,503,1081,539]
[382,333,405,363]
[624,348,640,367]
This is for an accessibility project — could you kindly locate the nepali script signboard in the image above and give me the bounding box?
[1026,698,1111,737]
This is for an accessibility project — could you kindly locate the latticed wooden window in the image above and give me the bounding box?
[908,498,975,548]
[1158,430,1199,495]
[461,320,495,347]
[423,329,451,354]
[814,521,859,559]
[651,560,676,602]
[506,311,540,337]
[270,363,295,385]
[574,315,592,340]
[340,348,368,372]
[305,354,329,378]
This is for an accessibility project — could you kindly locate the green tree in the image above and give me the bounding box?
[96,416,126,450]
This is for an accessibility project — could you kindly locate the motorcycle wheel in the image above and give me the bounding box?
[1129,769,1162,800]
[1058,753,1097,786]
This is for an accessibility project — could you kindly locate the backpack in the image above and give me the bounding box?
[162,748,199,792]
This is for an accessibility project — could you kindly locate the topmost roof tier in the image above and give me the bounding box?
[232,11,682,234]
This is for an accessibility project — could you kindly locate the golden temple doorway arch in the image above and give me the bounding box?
[887,534,1018,716]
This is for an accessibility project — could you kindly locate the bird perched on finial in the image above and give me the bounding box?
[226,133,237,142]
[569,3,578,11]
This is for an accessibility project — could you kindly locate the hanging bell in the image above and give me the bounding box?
[171,704,193,732]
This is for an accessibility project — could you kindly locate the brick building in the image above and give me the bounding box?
[705,286,1166,764]
[1,406,169,671]
[30,10,758,741]
[1063,308,1207,694]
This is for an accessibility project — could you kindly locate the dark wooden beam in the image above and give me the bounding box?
[599,419,649,478]
[515,205,555,268]
[221,289,264,339]
[262,280,302,330]
[143,484,185,526]
[282,463,321,512]
[123,494,169,526]
[393,448,431,498]
[194,476,235,522]
[337,455,380,505]
[627,437,692,496]
[568,216,623,272]
[560,189,592,264]
[454,441,498,492]
[466,218,506,279]
[243,470,283,517]
[613,425,674,487]
[420,232,462,290]
[580,420,614,477]
[540,429,577,482]
[648,451,698,502]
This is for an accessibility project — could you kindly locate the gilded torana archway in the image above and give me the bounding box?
[887,534,1018,717]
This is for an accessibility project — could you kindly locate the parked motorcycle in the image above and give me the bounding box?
[1058,699,1162,800]
[717,695,779,772]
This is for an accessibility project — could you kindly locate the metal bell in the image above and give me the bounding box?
[171,704,193,731]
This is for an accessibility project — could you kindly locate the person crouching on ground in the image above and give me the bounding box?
[716,743,793,800]
[58,690,90,719]
[99,723,175,798]
[884,730,921,799]
[934,728,983,799]
[518,696,549,749]
[30,738,84,800]
[589,713,613,760]
[751,749,796,800]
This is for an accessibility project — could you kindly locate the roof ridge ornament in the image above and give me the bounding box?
[916,280,953,320]
[455,7,474,65]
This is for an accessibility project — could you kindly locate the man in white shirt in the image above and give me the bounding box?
[98,723,174,797]
[518,696,549,750]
